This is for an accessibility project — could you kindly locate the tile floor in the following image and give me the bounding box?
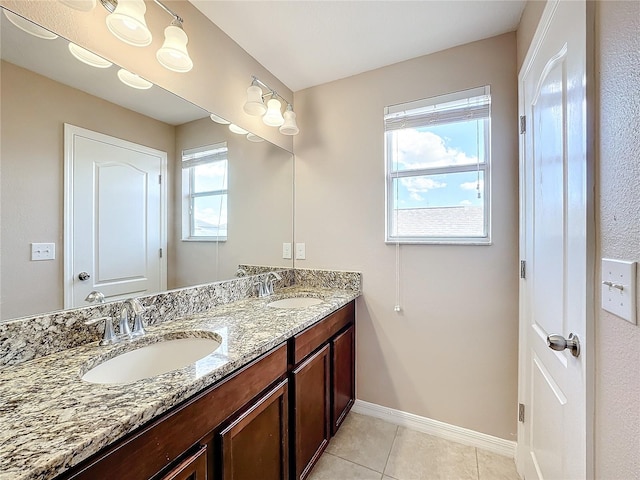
[308,412,520,480]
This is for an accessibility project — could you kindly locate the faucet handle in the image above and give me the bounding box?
[131,310,148,337]
[85,316,118,346]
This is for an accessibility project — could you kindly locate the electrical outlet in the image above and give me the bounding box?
[601,258,637,324]
[282,242,292,259]
[295,243,306,260]
[31,242,55,261]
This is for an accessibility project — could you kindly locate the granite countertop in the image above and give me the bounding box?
[0,286,359,480]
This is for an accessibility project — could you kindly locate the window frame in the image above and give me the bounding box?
[181,143,229,242]
[384,86,492,245]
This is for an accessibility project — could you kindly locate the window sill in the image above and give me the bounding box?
[385,238,492,246]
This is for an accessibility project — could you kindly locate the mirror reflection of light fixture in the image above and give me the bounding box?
[210,113,231,125]
[117,68,153,90]
[228,124,248,135]
[105,0,152,47]
[60,0,192,73]
[279,104,299,136]
[246,133,264,143]
[156,19,193,72]
[3,10,58,40]
[68,43,113,68]
[243,76,298,135]
[58,0,97,12]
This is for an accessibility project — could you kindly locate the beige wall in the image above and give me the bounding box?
[0,61,175,319]
[172,118,293,288]
[516,0,547,72]
[294,33,519,440]
[595,1,640,477]
[0,0,293,152]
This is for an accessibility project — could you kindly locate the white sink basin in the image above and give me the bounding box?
[82,337,221,384]
[268,297,324,308]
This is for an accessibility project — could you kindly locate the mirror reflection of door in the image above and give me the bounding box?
[64,124,167,307]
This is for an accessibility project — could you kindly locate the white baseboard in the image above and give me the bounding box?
[351,399,516,458]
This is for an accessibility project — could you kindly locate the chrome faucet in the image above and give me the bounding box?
[120,298,146,338]
[264,271,282,296]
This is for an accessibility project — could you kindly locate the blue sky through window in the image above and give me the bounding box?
[390,119,485,210]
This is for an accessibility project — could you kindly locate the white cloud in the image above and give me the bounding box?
[395,129,477,169]
[460,179,484,191]
[399,176,447,201]
[459,200,472,205]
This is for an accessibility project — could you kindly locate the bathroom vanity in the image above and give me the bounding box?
[0,281,358,480]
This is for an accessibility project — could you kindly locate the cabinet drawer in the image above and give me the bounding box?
[293,301,355,364]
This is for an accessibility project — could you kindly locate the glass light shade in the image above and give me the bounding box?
[4,10,58,39]
[262,98,284,127]
[59,0,97,12]
[210,113,231,125]
[106,0,152,47]
[68,43,113,68]
[243,85,267,116]
[117,69,152,90]
[156,24,193,73]
[279,107,299,135]
[228,124,248,135]
[246,133,264,143]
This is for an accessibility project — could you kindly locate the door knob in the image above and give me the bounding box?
[78,272,91,281]
[547,333,580,357]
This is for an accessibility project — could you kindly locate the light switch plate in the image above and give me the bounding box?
[31,242,55,261]
[601,258,636,324]
[282,242,292,259]
[296,243,306,260]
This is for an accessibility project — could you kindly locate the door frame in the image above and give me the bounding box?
[63,123,168,308]
[516,0,597,477]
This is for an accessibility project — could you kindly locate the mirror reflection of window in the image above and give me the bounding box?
[182,143,229,240]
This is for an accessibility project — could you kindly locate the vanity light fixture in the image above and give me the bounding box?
[263,95,285,127]
[117,68,153,89]
[243,76,299,135]
[105,0,152,47]
[210,113,231,125]
[243,81,268,116]
[279,104,299,136]
[68,43,113,68]
[59,0,193,72]
[156,19,193,72]
[3,10,58,40]
[228,124,248,135]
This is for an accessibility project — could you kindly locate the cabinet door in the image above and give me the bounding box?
[159,445,207,480]
[219,380,289,480]
[293,344,330,480]
[331,325,355,435]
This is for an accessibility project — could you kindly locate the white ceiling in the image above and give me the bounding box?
[190,0,527,92]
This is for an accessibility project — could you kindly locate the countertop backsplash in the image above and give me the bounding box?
[0,268,360,368]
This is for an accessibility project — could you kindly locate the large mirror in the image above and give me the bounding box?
[0,8,294,321]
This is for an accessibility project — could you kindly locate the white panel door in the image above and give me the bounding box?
[64,124,167,307]
[518,1,591,479]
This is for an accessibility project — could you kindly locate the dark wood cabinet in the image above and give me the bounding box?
[292,344,331,480]
[219,380,289,480]
[331,324,355,435]
[159,445,208,480]
[290,301,356,480]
